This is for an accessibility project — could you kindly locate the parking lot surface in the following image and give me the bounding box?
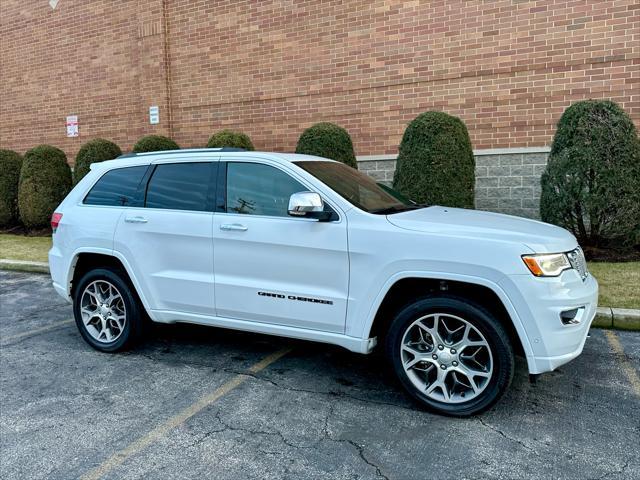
[1,270,639,480]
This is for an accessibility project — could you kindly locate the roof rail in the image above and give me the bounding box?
[118,147,245,158]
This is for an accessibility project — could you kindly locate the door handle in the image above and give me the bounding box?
[220,223,248,231]
[125,216,148,224]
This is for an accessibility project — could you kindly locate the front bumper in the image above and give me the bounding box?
[502,269,598,374]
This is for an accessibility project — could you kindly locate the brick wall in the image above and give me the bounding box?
[0,1,173,160]
[1,0,638,162]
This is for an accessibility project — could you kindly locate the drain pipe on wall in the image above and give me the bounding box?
[161,0,174,138]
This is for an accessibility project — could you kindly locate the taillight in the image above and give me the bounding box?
[51,212,63,233]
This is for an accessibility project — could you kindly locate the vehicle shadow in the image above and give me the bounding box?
[133,321,533,415]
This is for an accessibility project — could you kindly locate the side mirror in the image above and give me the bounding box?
[288,191,323,215]
[288,191,332,221]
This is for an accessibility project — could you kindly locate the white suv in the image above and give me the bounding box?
[49,148,598,416]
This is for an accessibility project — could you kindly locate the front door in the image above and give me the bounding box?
[213,160,349,333]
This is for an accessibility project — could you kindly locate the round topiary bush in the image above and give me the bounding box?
[393,111,475,208]
[74,138,122,183]
[207,129,255,150]
[132,135,179,153]
[295,122,358,168]
[0,149,23,227]
[18,145,72,229]
[540,100,640,247]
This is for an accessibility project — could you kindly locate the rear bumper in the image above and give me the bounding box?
[49,246,71,303]
[503,270,598,374]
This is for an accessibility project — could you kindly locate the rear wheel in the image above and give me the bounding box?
[73,268,144,352]
[385,295,514,416]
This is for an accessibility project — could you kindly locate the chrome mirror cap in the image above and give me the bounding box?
[288,191,324,216]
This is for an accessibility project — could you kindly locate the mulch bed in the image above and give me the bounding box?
[584,245,640,263]
[0,226,51,237]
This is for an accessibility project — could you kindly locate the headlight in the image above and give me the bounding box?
[522,253,571,277]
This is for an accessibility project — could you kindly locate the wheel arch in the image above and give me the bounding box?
[67,249,155,319]
[365,274,534,366]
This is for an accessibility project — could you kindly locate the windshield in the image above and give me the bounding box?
[295,161,420,214]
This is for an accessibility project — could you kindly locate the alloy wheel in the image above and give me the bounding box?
[80,280,127,344]
[400,313,493,403]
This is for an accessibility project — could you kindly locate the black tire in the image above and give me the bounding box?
[72,267,145,352]
[385,295,514,417]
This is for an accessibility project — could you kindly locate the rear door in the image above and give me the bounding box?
[77,165,150,252]
[114,160,217,315]
[212,159,349,333]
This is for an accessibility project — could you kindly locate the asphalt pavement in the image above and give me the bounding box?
[1,270,639,480]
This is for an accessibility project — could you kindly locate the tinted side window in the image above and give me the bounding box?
[226,162,306,217]
[145,162,211,211]
[84,166,147,206]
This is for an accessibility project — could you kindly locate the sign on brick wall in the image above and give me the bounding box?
[149,106,159,125]
[65,115,78,137]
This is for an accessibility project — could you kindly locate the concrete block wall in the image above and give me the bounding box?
[357,156,397,185]
[474,148,550,219]
[357,148,550,219]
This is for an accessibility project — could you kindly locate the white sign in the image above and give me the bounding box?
[49,0,60,9]
[66,115,78,137]
[149,106,159,125]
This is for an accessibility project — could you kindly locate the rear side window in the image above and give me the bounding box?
[145,162,211,211]
[83,166,147,206]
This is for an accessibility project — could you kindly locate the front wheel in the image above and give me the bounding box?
[385,295,514,416]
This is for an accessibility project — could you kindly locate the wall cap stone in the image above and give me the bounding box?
[357,154,398,162]
[472,146,551,156]
[357,146,551,162]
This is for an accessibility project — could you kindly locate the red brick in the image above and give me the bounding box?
[0,0,638,161]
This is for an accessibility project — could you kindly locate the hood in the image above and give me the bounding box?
[386,206,577,253]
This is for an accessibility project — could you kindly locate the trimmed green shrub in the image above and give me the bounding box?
[393,111,475,208]
[132,135,179,153]
[18,145,72,229]
[74,138,122,183]
[295,122,358,168]
[207,129,255,150]
[540,100,640,246]
[0,149,23,226]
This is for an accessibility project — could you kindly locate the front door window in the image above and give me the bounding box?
[226,162,306,217]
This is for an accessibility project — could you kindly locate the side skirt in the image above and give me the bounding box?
[149,310,377,354]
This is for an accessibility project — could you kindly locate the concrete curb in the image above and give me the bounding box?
[0,259,638,331]
[593,306,640,331]
[0,259,49,274]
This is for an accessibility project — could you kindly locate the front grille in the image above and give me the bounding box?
[567,247,588,281]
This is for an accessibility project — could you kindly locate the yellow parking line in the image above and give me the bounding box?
[80,347,291,480]
[605,330,640,398]
[0,319,74,344]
